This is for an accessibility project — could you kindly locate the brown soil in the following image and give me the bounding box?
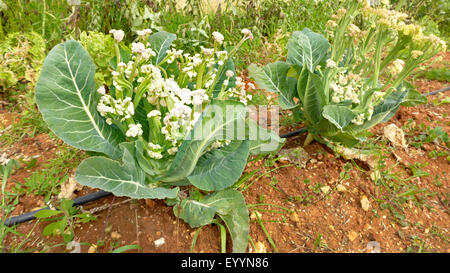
[1,56,449,254]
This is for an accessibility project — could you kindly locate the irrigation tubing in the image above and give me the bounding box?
[3,86,448,227]
[3,190,112,227]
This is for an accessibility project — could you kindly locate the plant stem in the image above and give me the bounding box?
[42,0,46,38]
[304,132,314,146]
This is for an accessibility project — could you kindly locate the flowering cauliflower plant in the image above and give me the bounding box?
[249,0,446,147]
[35,28,283,252]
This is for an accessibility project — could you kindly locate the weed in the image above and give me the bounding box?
[34,198,96,244]
[0,159,20,252]
[313,233,328,249]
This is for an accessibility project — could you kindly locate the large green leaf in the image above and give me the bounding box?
[322,105,356,131]
[173,198,217,228]
[174,189,249,253]
[299,70,325,125]
[248,62,297,109]
[75,143,179,199]
[187,141,250,191]
[399,82,427,107]
[206,189,249,253]
[148,31,177,65]
[287,28,330,73]
[35,40,124,159]
[158,100,247,183]
[349,91,407,132]
[246,119,285,155]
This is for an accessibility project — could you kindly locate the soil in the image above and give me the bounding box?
[1,54,449,254]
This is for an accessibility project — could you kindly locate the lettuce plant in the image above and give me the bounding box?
[249,0,447,147]
[35,28,283,252]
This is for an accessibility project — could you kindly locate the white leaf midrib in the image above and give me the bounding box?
[63,44,105,140]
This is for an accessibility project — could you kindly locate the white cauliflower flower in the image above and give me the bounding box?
[241,28,253,40]
[126,123,143,138]
[147,110,162,118]
[212,31,224,44]
[131,42,146,55]
[109,29,124,42]
[326,59,337,69]
[97,86,106,95]
[136,29,152,37]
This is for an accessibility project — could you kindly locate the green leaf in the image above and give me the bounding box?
[75,143,179,199]
[246,119,285,155]
[287,28,330,73]
[34,209,63,219]
[60,199,74,212]
[43,220,66,236]
[134,139,155,176]
[148,31,177,65]
[280,77,298,109]
[187,141,250,191]
[349,91,407,132]
[400,82,427,107]
[299,70,325,125]
[174,189,249,253]
[322,105,356,131]
[35,40,124,160]
[248,62,296,109]
[158,100,247,183]
[111,245,142,253]
[206,189,249,253]
[174,198,217,228]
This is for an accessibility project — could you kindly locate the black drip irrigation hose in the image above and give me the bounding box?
[424,86,450,97]
[3,86,449,227]
[3,190,111,227]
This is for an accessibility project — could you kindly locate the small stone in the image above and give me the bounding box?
[290,212,300,223]
[255,242,267,253]
[154,237,165,248]
[110,231,121,240]
[310,159,318,164]
[88,245,97,253]
[321,186,331,194]
[361,195,370,212]
[364,241,381,253]
[336,184,347,192]
[348,231,358,242]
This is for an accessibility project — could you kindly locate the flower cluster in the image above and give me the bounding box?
[329,70,362,105]
[222,73,254,105]
[97,92,135,125]
[323,0,447,127]
[96,28,252,163]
